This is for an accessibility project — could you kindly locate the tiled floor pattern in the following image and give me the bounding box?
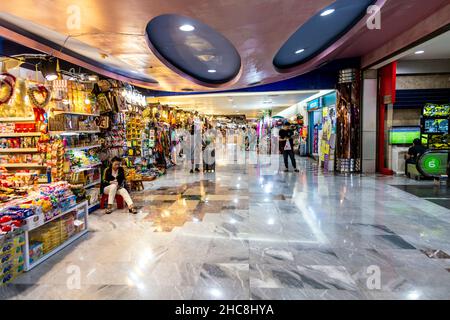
[1,154,450,300]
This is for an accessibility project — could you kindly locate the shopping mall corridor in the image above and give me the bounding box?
[2,155,450,300]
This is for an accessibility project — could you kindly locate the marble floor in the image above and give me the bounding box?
[2,154,450,300]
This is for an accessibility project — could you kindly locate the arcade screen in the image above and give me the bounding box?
[389,127,421,145]
[423,104,450,117]
[424,119,449,134]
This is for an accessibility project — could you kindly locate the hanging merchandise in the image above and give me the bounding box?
[0,73,16,105]
[27,84,51,110]
[1,78,34,118]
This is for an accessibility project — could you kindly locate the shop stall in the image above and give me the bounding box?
[306,92,337,171]
[0,54,162,284]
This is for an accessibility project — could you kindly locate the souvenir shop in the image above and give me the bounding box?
[0,50,196,285]
[306,91,337,171]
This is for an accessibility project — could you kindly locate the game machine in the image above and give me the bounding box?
[411,104,450,181]
[388,126,421,174]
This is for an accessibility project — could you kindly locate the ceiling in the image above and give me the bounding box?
[148,91,319,118]
[0,0,448,92]
[400,31,450,61]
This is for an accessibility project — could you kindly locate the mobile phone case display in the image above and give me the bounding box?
[62,133,101,150]
[48,114,100,132]
[126,116,143,158]
[420,104,450,150]
[98,112,126,161]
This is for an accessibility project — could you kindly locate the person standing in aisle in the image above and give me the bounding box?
[102,157,137,214]
[190,121,201,173]
[279,122,300,172]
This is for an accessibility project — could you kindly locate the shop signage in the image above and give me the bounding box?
[307,99,320,111]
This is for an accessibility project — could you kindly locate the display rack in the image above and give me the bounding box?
[0,148,38,153]
[71,163,101,173]
[0,117,35,122]
[66,144,101,151]
[23,201,89,271]
[49,130,101,135]
[52,111,100,117]
[0,163,45,168]
[0,132,41,137]
[84,179,101,188]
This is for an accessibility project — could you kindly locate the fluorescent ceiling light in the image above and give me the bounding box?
[321,9,335,16]
[414,50,425,55]
[295,49,305,54]
[179,24,195,32]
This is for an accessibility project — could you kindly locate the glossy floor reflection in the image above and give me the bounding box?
[2,155,450,300]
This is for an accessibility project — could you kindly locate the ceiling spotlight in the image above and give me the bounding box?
[414,50,425,55]
[295,49,305,54]
[179,24,195,32]
[40,58,58,81]
[320,9,335,16]
[207,69,217,73]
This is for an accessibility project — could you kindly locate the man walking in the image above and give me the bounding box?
[279,122,299,172]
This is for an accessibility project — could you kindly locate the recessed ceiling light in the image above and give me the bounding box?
[45,74,58,81]
[295,49,305,54]
[207,69,217,73]
[414,50,425,55]
[179,24,195,32]
[320,9,335,16]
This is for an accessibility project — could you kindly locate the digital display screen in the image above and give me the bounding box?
[423,104,450,117]
[389,127,421,145]
[424,119,449,134]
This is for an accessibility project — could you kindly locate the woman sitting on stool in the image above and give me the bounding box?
[103,157,137,214]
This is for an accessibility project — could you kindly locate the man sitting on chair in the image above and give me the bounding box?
[103,157,137,214]
[405,139,427,176]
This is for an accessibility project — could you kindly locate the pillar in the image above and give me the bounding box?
[361,70,378,174]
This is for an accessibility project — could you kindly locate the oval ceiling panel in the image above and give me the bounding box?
[146,14,241,86]
[273,0,376,70]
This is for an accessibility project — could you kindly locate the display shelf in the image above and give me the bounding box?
[23,201,89,271]
[85,180,101,188]
[52,111,100,117]
[49,130,100,135]
[28,201,88,231]
[0,117,35,122]
[26,230,88,271]
[71,163,101,172]
[0,148,38,153]
[66,144,101,151]
[0,132,41,137]
[88,201,100,210]
[0,163,45,168]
